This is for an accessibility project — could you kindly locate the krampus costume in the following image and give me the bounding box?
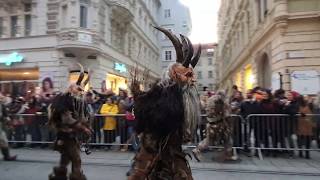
[0,94,17,161]
[192,91,237,162]
[128,27,201,180]
[48,64,92,180]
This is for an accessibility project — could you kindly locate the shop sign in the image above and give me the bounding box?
[114,63,127,73]
[291,70,319,95]
[287,51,304,59]
[0,52,24,66]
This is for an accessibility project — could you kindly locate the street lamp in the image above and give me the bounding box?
[278,72,283,89]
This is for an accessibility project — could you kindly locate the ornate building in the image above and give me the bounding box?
[159,0,192,71]
[193,43,218,91]
[0,0,161,95]
[216,0,320,94]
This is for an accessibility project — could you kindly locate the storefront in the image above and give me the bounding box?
[244,65,254,92]
[106,73,128,94]
[0,67,39,97]
[232,64,255,93]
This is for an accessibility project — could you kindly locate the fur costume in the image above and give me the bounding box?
[128,27,201,180]
[192,91,238,162]
[48,64,91,180]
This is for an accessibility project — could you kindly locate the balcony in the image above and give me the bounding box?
[56,29,101,56]
[109,0,134,23]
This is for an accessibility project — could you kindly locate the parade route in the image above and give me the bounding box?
[1,148,320,180]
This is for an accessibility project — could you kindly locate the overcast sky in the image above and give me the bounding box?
[180,0,220,44]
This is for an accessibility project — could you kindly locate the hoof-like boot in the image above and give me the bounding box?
[48,167,68,180]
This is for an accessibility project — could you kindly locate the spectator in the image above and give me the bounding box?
[297,95,315,159]
[117,89,131,150]
[240,90,259,118]
[40,77,54,105]
[273,89,286,113]
[230,91,243,114]
[8,97,28,148]
[24,96,41,146]
[100,97,119,150]
[313,92,320,148]
[283,91,300,156]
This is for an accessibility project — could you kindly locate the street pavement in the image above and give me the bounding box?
[1,148,320,180]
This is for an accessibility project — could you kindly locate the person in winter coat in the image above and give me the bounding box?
[100,97,119,150]
[297,95,315,159]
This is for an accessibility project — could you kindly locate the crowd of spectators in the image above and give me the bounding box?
[199,85,320,159]
[0,77,136,152]
[1,81,320,157]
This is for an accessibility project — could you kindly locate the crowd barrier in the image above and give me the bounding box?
[4,113,320,159]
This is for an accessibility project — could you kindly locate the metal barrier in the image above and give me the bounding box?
[5,113,320,158]
[246,114,320,159]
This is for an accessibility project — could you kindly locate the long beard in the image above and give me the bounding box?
[182,85,201,142]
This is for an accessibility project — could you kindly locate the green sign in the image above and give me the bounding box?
[114,63,127,73]
[0,52,24,66]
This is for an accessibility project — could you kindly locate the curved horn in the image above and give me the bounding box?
[154,26,184,63]
[76,63,85,85]
[180,34,194,67]
[190,44,202,68]
[82,69,90,87]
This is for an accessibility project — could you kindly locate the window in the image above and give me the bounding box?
[0,17,3,37]
[165,51,172,61]
[164,9,171,18]
[11,16,18,37]
[208,71,213,78]
[208,58,213,65]
[263,0,268,16]
[197,71,202,79]
[80,5,88,28]
[25,15,31,36]
[24,3,32,12]
[209,83,214,90]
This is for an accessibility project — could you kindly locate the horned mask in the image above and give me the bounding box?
[69,63,90,96]
[155,27,201,84]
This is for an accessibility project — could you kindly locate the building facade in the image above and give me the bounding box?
[216,0,320,95]
[0,0,161,96]
[159,0,192,71]
[194,43,217,91]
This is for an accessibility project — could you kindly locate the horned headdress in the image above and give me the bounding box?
[154,27,201,68]
[75,63,90,90]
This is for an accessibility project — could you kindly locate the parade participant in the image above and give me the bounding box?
[48,64,92,180]
[128,27,201,180]
[0,93,17,161]
[192,91,238,162]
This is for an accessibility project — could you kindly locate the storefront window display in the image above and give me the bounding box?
[244,65,254,91]
[0,68,39,98]
[106,73,128,94]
